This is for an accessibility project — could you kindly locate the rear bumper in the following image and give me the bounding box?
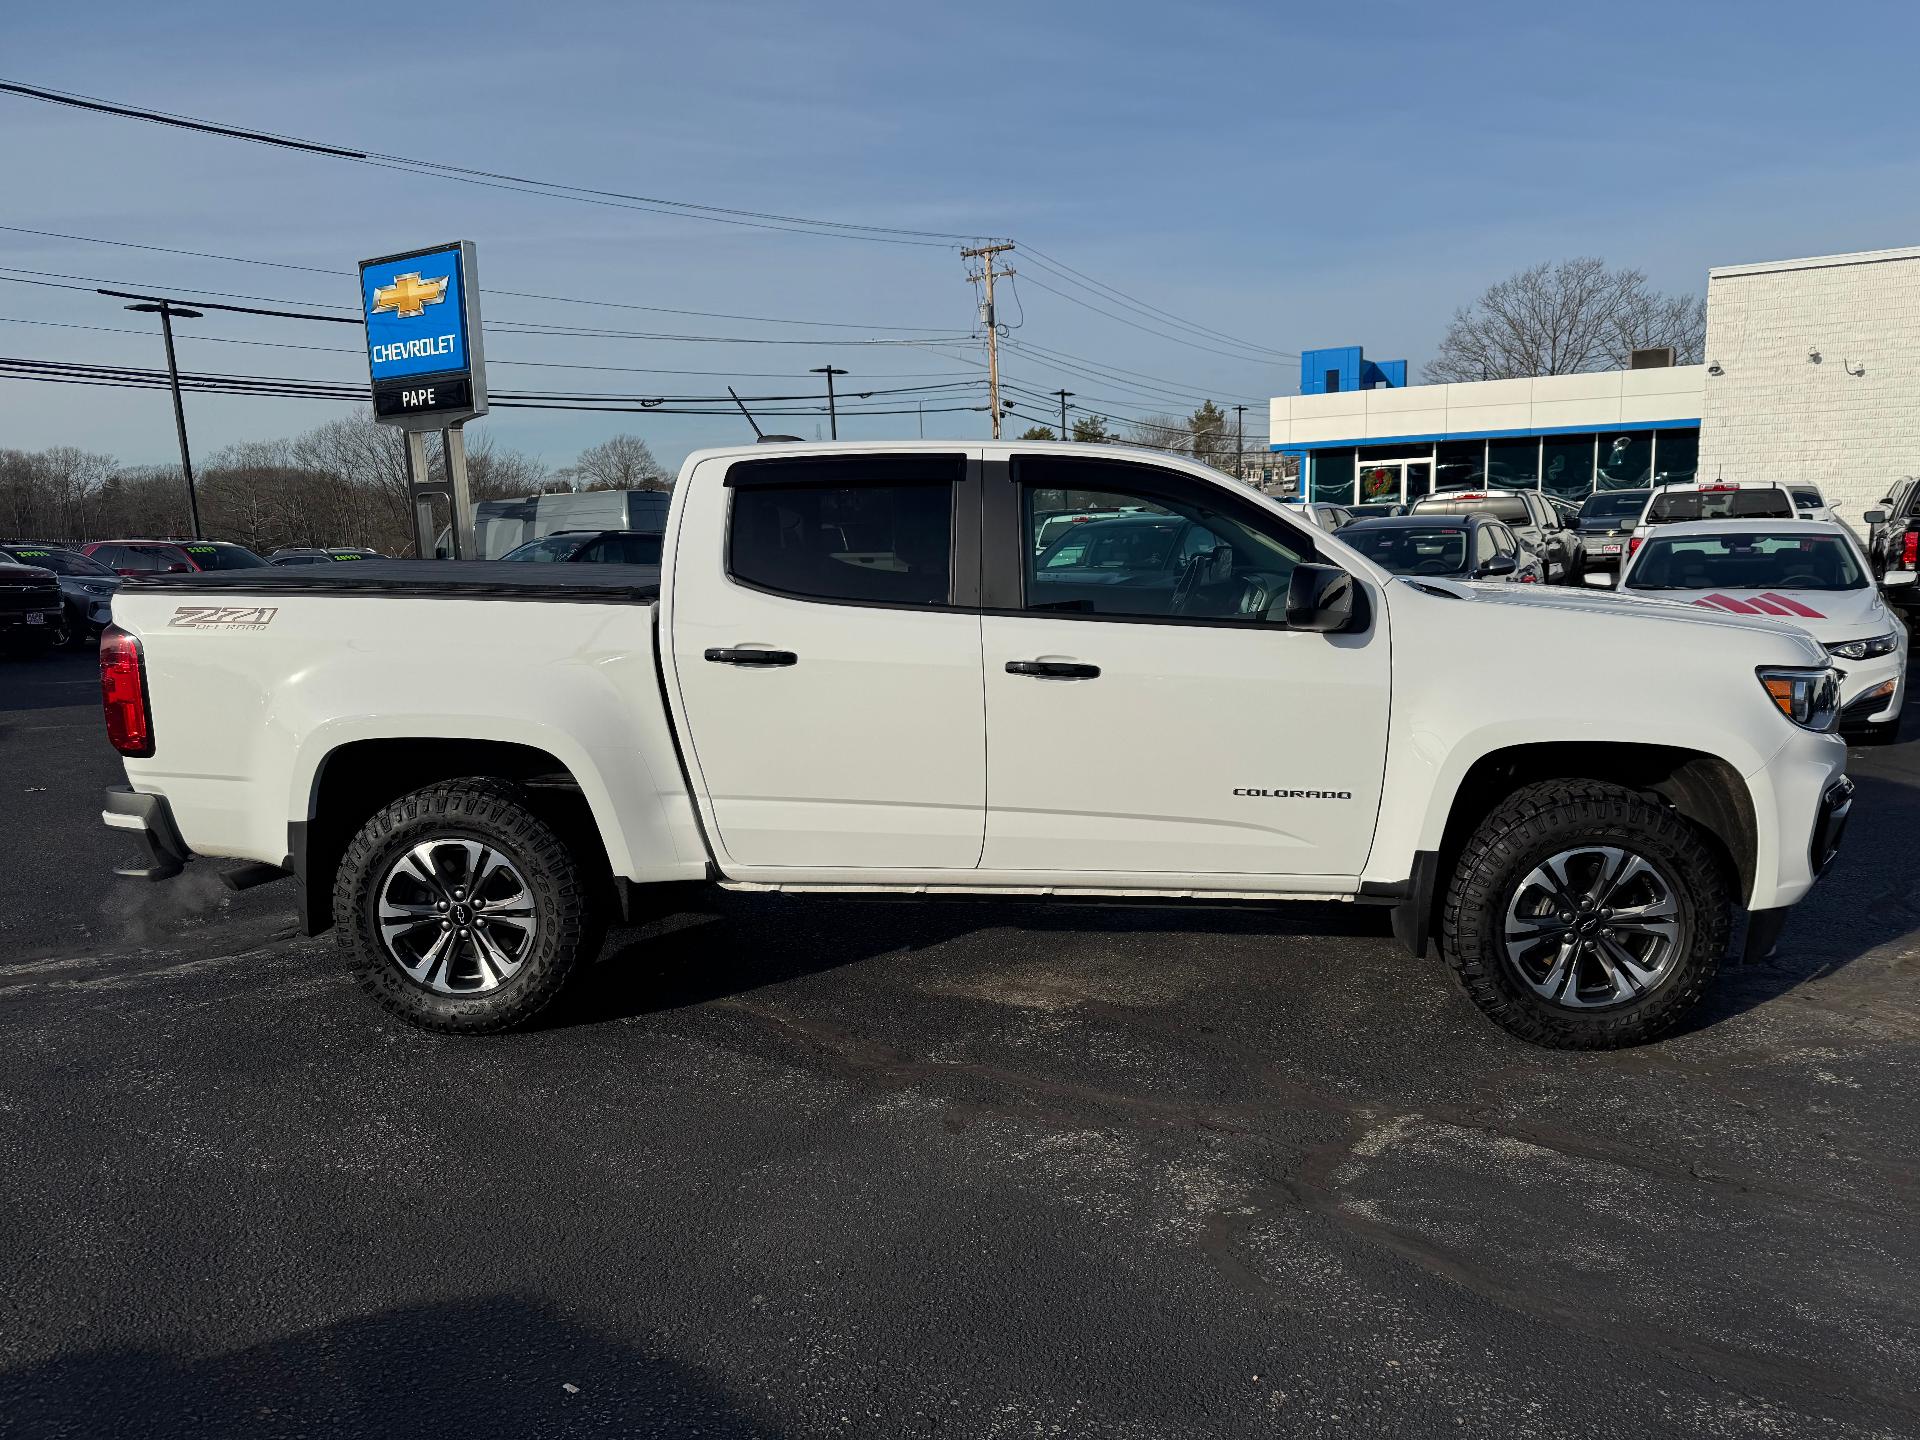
[101,785,191,880]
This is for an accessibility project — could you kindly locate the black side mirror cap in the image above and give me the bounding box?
[1285,562,1358,632]
[1478,554,1518,577]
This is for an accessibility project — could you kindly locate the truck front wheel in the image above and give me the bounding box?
[1441,779,1731,1049]
[335,778,600,1033]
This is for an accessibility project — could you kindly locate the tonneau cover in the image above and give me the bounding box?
[125,559,660,604]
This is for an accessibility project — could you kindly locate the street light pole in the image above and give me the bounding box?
[810,365,848,440]
[124,300,205,538]
[1233,404,1247,483]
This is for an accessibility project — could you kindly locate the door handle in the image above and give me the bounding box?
[1006,659,1100,680]
[705,647,798,667]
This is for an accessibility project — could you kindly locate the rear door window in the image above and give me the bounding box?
[726,454,960,607]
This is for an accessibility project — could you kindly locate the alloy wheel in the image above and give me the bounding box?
[376,838,538,994]
[1502,845,1684,1009]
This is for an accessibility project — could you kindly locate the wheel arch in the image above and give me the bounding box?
[294,737,615,936]
[1397,741,1756,957]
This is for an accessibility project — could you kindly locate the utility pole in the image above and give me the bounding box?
[810,365,848,440]
[123,299,205,538]
[961,242,1015,439]
[1233,404,1247,483]
[1055,389,1073,441]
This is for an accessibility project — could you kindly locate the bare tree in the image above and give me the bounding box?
[564,434,669,492]
[1425,258,1707,382]
[1128,412,1192,455]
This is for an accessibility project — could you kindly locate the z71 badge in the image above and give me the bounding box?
[168,605,279,631]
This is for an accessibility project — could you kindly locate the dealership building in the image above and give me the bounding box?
[1269,345,1704,509]
[1273,243,1920,524]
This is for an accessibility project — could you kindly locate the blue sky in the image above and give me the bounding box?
[3,0,1918,471]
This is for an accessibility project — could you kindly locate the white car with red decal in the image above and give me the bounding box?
[1617,519,1906,738]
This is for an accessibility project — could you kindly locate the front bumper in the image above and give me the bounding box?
[1743,774,1854,963]
[102,785,191,880]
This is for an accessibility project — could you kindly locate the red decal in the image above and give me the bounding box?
[1762,592,1824,618]
[1744,595,1794,616]
[1701,593,1761,614]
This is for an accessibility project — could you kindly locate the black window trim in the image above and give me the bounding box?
[718,450,979,613]
[984,452,1370,633]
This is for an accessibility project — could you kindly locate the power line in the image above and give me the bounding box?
[1014,271,1296,366]
[1018,245,1298,360]
[0,79,999,249]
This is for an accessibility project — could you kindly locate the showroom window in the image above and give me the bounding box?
[1312,449,1356,504]
[1597,431,1653,490]
[1434,440,1485,491]
[1487,436,1539,490]
[1541,436,1595,502]
[1652,428,1699,485]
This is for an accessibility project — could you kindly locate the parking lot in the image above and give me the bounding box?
[3,647,1919,1438]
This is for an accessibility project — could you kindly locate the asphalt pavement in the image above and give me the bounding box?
[3,647,1918,1439]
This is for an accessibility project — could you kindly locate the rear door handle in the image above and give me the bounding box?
[705,647,798,667]
[1006,659,1100,680]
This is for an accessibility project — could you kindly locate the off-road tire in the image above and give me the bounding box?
[1441,778,1731,1049]
[335,777,600,1034]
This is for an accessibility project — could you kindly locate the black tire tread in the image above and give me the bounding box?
[334,777,597,1034]
[1440,778,1730,1050]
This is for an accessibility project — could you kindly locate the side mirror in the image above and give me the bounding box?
[1477,553,1518,578]
[1284,563,1357,632]
[1865,509,1889,525]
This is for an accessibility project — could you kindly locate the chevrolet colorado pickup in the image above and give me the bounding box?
[99,442,1855,1049]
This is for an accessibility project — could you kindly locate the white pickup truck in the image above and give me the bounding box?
[99,442,1855,1049]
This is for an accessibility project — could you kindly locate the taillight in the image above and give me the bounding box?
[100,624,154,757]
[1904,530,1918,568]
[1629,536,1643,555]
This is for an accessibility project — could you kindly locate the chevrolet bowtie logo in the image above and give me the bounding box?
[371,272,449,319]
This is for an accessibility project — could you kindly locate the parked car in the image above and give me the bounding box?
[1344,502,1408,521]
[1032,508,1129,553]
[1338,515,1544,584]
[1616,520,1905,741]
[83,539,269,576]
[444,489,675,560]
[1410,489,1582,582]
[1790,485,1835,523]
[1288,502,1354,532]
[1627,482,1796,560]
[0,559,65,656]
[1571,489,1652,583]
[101,440,1854,1051]
[269,547,385,565]
[1863,475,1920,607]
[0,543,118,646]
[501,530,667,566]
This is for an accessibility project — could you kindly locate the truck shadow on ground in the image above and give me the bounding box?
[0,1295,777,1440]
[565,894,1386,1029]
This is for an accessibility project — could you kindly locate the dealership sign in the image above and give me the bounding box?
[358,241,487,428]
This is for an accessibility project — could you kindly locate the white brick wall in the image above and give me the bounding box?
[1700,246,1920,534]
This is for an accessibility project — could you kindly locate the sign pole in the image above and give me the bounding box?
[404,430,437,558]
[443,424,474,559]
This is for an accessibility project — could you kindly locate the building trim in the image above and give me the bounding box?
[1709,244,1920,282]
[1268,418,1701,452]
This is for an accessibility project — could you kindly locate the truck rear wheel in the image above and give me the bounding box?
[1441,779,1731,1049]
[335,778,600,1033]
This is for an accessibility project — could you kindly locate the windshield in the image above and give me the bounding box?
[503,534,589,563]
[1,546,113,576]
[184,543,268,570]
[1647,488,1792,523]
[1578,492,1649,522]
[1342,525,1469,576]
[1416,494,1528,524]
[1626,533,1867,592]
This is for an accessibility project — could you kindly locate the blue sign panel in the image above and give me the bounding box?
[361,247,469,381]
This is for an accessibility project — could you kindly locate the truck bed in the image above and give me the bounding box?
[124,560,661,604]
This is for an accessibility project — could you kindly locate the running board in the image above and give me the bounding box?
[716,880,1353,902]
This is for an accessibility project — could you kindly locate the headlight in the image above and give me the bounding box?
[1757,666,1842,732]
[84,583,113,596]
[1826,631,1899,660]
